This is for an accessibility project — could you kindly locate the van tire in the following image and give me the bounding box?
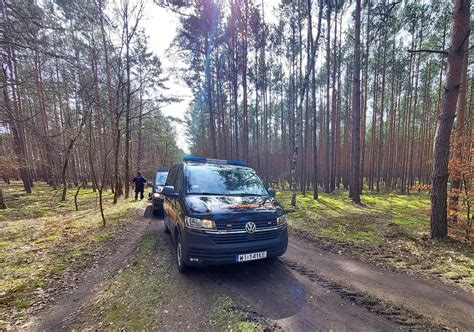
[176,233,189,273]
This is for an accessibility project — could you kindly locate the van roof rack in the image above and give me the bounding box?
[182,155,246,167]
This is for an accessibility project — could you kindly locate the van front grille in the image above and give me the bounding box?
[215,219,277,231]
[207,228,282,244]
[188,244,284,261]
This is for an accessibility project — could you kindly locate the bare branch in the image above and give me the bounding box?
[407,48,448,56]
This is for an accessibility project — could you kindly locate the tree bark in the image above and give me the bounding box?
[2,41,32,193]
[449,25,469,221]
[324,3,331,193]
[309,0,318,200]
[124,5,131,200]
[242,0,249,162]
[205,34,218,158]
[330,2,337,193]
[98,0,120,204]
[351,0,361,204]
[360,0,370,193]
[291,0,323,206]
[430,0,470,239]
[0,186,6,209]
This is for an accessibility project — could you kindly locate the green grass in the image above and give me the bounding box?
[93,233,108,242]
[70,236,265,330]
[93,235,167,330]
[72,240,264,330]
[278,191,431,245]
[14,298,29,310]
[74,234,173,331]
[278,190,473,291]
[0,181,143,326]
[0,183,101,222]
[211,297,264,332]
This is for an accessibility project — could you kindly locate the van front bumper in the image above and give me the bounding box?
[182,226,288,266]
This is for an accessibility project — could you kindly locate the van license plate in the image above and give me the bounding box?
[237,251,267,262]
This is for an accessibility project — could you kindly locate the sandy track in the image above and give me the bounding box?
[33,203,474,331]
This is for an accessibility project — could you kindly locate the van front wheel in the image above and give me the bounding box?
[176,234,189,273]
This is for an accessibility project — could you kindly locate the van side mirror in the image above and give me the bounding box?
[267,188,276,197]
[147,181,153,188]
[162,185,179,198]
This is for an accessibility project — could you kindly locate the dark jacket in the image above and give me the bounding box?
[132,175,147,191]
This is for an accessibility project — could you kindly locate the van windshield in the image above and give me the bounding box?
[186,165,268,196]
[154,172,168,186]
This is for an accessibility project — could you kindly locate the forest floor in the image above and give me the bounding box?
[0,182,257,331]
[1,182,473,331]
[277,190,474,292]
[0,182,141,329]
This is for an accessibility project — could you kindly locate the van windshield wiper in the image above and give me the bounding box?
[188,192,266,197]
[242,173,257,183]
[188,192,226,196]
[231,193,264,196]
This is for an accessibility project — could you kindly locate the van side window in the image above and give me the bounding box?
[166,167,176,187]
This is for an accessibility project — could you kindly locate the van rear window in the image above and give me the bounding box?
[155,172,168,186]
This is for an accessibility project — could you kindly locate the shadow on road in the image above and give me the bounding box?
[191,259,304,320]
[143,205,153,219]
[157,220,304,321]
[144,203,165,219]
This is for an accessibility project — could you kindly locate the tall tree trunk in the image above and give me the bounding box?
[0,186,6,209]
[242,0,249,162]
[291,0,323,206]
[324,3,331,193]
[205,35,217,158]
[34,51,56,187]
[330,3,337,192]
[231,17,239,160]
[255,46,260,170]
[360,0,370,193]
[136,62,144,171]
[309,0,318,200]
[351,0,361,204]
[124,7,131,200]
[98,0,119,204]
[376,30,387,192]
[430,0,470,239]
[2,37,32,193]
[449,26,469,221]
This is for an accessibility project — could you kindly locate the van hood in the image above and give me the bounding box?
[185,195,283,215]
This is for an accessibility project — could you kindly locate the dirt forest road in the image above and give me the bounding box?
[34,203,474,331]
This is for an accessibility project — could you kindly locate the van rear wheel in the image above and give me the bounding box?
[176,233,189,273]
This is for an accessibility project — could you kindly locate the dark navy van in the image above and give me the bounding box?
[162,156,288,273]
[149,167,169,215]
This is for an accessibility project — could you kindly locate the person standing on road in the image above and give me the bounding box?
[132,172,147,200]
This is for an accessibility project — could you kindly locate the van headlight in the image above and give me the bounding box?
[276,215,286,225]
[185,216,216,231]
[152,193,163,199]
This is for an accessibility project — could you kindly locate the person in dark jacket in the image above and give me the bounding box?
[132,172,147,200]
